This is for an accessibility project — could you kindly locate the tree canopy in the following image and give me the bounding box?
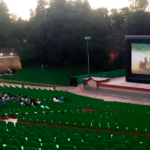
[1,0,150,71]
[0,0,11,47]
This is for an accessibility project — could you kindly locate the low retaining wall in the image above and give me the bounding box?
[85,86,150,102]
[0,56,22,72]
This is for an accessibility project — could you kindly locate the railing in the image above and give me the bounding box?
[73,69,125,84]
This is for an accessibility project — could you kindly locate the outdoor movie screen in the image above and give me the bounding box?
[132,43,150,75]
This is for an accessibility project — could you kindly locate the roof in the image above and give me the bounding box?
[83,77,110,82]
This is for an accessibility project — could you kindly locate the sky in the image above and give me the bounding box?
[3,0,130,20]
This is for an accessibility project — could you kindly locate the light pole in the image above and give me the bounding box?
[85,36,91,74]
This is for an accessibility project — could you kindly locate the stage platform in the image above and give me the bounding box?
[84,77,150,102]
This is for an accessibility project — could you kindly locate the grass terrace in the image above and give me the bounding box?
[0,67,88,86]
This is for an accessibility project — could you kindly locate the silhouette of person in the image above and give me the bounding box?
[42,64,44,70]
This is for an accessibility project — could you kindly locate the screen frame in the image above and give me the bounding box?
[125,35,150,84]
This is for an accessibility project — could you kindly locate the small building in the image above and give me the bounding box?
[83,77,110,90]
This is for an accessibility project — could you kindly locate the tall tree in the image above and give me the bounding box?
[74,0,83,10]
[0,0,12,47]
[49,0,66,9]
[129,0,149,11]
[5,0,150,70]
[28,0,110,67]
[29,9,35,20]
[82,0,91,12]
[122,10,150,35]
[110,9,125,29]
[10,13,18,23]
[11,17,29,41]
[35,0,48,13]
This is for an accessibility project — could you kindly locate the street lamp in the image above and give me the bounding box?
[23,39,27,43]
[84,36,91,74]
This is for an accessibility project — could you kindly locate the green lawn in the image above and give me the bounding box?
[0,67,88,86]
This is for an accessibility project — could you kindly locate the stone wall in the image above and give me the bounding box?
[0,56,22,72]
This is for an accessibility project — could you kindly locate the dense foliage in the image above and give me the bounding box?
[1,0,150,71]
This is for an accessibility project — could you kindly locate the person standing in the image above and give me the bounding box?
[148,58,150,73]
[42,64,44,70]
[144,57,148,69]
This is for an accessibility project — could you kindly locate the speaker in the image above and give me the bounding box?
[70,78,77,87]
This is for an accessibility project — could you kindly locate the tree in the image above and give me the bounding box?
[95,7,109,18]
[129,0,149,11]
[10,13,18,23]
[29,9,35,20]
[74,0,83,10]
[106,30,124,52]
[35,0,48,13]
[28,0,110,68]
[11,17,29,41]
[122,11,150,35]
[5,0,150,71]
[82,0,91,12]
[110,8,125,29]
[49,0,66,10]
[0,0,12,47]
[16,44,40,66]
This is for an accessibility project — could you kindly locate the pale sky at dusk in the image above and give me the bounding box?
[3,0,130,20]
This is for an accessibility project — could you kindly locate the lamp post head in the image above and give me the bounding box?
[23,39,27,43]
[84,37,91,40]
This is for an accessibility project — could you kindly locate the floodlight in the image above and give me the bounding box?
[84,37,91,40]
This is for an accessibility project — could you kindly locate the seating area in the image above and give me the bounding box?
[0,121,150,150]
[1,85,150,132]
[1,85,150,149]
